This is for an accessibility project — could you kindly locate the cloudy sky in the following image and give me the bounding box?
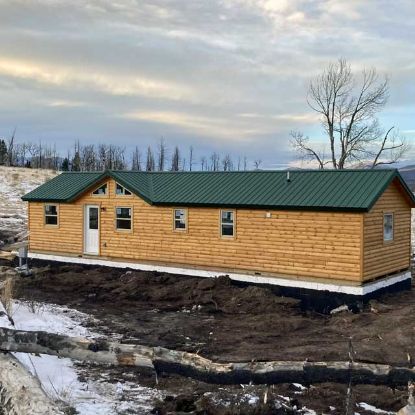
[0,0,414,168]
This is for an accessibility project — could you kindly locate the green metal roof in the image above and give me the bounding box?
[21,169,415,212]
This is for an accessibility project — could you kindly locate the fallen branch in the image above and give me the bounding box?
[1,326,415,386]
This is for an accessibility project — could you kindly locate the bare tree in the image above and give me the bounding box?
[291,58,409,169]
[171,146,180,171]
[13,143,27,167]
[146,146,155,171]
[290,131,328,169]
[157,138,166,171]
[82,145,96,171]
[222,154,233,171]
[189,146,194,171]
[243,156,248,171]
[210,152,220,171]
[97,144,107,170]
[131,146,142,171]
[7,128,16,166]
[200,156,207,171]
[253,159,262,169]
[26,142,40,168]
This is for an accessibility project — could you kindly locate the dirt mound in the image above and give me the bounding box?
[13,260,415,365]
[109,271,299,314]
[152,391,296,415]
[10,261,415,413]
[23,263,300,315]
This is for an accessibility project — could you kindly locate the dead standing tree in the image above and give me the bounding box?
[291,59,409,169]
[171,146,180,171]
[157,138,166,171]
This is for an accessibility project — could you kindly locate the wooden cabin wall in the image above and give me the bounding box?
[362,179,412,281]
[28,179,364,283]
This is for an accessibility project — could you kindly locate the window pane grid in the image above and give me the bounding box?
[174,209,186,230]
[44,204,58,225]
[116,207,132,230]
[116,183,131,195]
[221,210,234,237]
[383,213,393,241]
[92,184,107,195]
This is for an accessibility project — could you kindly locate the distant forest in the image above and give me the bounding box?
[0,136,260,172]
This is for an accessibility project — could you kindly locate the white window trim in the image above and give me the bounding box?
[44,204,59,227]
[92,183,108,196]
[115,206,133,232]
[173,208,188,232]
[383,212,394,242]
[220,209,235,238]
[115,182,132,196]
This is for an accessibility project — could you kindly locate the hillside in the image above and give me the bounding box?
[400,166,415,191]
[0,166,57,246]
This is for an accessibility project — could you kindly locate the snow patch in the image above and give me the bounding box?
[0,166,57,243]
[1,299,161,414]
[357,402,395,414]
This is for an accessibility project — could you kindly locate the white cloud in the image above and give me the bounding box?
[121,110,278,140]
[0,0,413,165]
[0,57,194,101]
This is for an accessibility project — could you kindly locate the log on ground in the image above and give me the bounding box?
[1,327,415,386]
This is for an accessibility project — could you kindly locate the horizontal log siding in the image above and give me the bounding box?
[363,179,412,281]
[28,179,364,282]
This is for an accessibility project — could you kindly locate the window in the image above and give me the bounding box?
[173,209,187,231]
[92,183,107,195]
[384,213,394,241]
[116,183,131,196]
[220,210,235,237]
[44,204,58,226]
[116,207,132,230]
[88,207,99,230]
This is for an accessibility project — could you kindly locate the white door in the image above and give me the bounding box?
[84,205,100,255]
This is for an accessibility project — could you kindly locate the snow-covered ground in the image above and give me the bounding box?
[0,166,57,243]
[7,300,161,414]
[357,402,395,414]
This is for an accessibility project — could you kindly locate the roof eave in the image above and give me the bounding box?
[152,201,367,212]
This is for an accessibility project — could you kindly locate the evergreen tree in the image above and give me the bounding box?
[72,151,81,171]
[0,139,7,165]
[61,157,70,171]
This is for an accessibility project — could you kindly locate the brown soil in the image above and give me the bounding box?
[9,259,415,413]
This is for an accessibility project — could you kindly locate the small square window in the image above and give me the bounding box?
[220,210,234,237]
[384,213,394,241]
[116,183,132,196]
[174,209,187,230]
[116,207,132,230]
[92,183,107,195]
[44,204,58,226]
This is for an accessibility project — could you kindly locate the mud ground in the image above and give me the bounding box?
[7,259,415,413]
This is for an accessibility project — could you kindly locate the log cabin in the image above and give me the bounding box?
[22,169,415,299]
